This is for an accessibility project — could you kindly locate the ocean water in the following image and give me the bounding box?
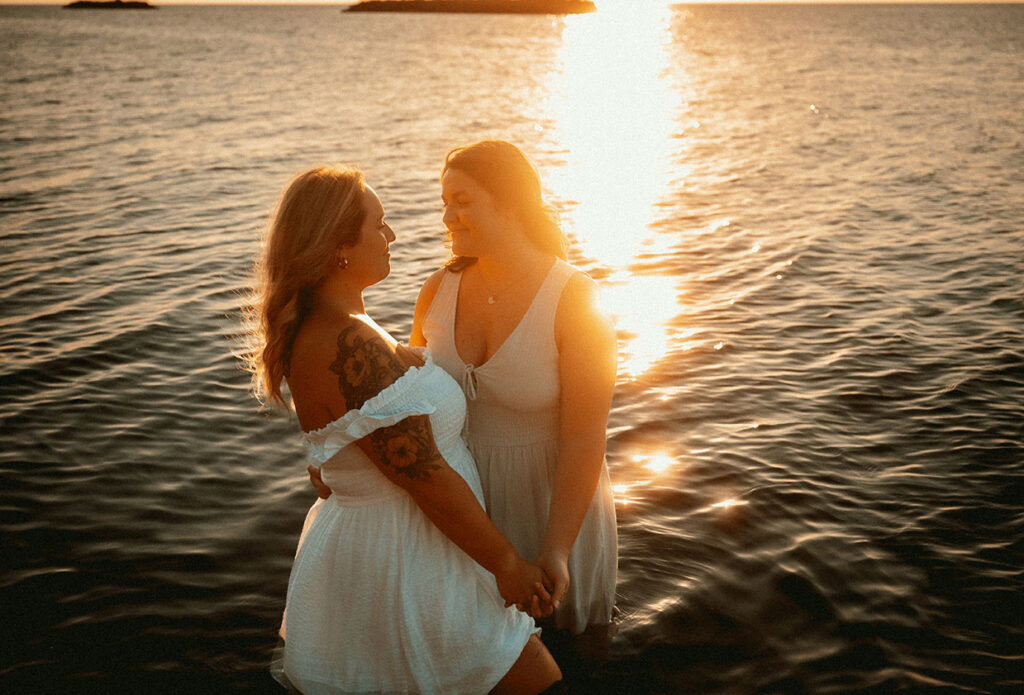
[1,3,1022,693]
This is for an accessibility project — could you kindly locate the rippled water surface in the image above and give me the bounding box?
[2,4,1022,693]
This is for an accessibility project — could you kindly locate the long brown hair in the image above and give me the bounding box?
[442,140,567,270]
[244,166,366,407]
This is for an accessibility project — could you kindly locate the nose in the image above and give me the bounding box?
[385,224,396,242]
[442,203,457,228]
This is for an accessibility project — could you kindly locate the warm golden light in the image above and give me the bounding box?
[548,4,675,264]
[644,454,676,474]
[598,272,678,378]
[711,498,748,509]
[613,448,684,507]
[611,482,635,506]
[630,450,681,476]
[547,4,681,379]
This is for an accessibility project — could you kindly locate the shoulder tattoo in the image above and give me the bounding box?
[329,322,443,482]
[329,322,402,410]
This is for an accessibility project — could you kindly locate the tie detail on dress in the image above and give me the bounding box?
[461,362,479,401]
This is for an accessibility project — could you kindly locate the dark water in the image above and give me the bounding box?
[1,4,1022,693]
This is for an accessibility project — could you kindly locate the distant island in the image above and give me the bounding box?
[346,1,595,14]
[64,0,156,8]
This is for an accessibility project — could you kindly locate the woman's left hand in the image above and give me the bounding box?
[536,549,570,615]
[307,465,332,499]
[496,554,554,619]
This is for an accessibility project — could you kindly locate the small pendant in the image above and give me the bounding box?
[487,296,496,305]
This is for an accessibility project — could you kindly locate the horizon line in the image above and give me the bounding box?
[7,1,1021,5]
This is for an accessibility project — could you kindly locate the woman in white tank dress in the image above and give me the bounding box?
[248,166,561,694]
[410,141,618,641]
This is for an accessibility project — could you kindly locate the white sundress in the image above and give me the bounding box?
[422,259,618,635]
[278,349,538,695]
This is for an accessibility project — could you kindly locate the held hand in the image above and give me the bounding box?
[536,549,570,615]
[494,554,553,619]
[307,465,332,499]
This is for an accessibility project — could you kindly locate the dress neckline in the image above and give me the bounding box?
[452,259,560,371]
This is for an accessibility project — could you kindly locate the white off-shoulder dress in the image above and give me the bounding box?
[422,260,618,635]
[278,349,538,695]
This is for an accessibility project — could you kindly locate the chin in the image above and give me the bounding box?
[450,240,473,258]
[369,266,390,286]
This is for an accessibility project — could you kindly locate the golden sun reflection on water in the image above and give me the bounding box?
[598,273,679,378]
[614,446,750,521]
[547,3,680,380]
[711,498,748,510]
[613,449,685,507]
[546,4,712,512]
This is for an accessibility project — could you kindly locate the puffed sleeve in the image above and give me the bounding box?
[302,352,436,466]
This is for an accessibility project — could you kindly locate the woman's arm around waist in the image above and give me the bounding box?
[327,317,550,613]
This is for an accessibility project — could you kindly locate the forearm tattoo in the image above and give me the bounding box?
[329,322,442,482]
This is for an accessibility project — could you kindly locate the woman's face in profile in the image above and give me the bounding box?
[440,168,511,258]
[344,186,395,287]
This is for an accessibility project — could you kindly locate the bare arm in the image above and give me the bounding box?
[409,267,445,348]
[410,270,553,613]
[539,274,617,606]
[330,319,549,612]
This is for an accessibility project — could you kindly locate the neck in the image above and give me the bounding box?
[474,245,556,306]
[476,238,552,284]
[312,274,365,318]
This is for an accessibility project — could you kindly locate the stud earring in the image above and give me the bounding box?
[338,257,348,270]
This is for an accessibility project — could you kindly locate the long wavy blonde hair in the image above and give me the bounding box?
[244,166,366,408]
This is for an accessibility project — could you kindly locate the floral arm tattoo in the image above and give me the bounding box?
[329,323,401,410]
[329,323,442,482]
[366,415,441,482]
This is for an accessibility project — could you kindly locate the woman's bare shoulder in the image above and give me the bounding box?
[556,268,615,353]
[416,266,450,307]
[411,266,453,346]
[558,267,604,319]
[564,264,598,293]
[289,315,403,430]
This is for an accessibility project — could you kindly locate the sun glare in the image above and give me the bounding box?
[594,0,675,10]
[612,448,685,507]
[599,273,679,379]
[547,3,681,379]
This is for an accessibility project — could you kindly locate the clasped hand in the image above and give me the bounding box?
[494,554,557,619]
[310,465,566,619]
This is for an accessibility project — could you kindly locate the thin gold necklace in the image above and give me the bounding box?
[476,265,528,305]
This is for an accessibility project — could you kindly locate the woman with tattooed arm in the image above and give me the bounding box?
[247,167,560,694]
